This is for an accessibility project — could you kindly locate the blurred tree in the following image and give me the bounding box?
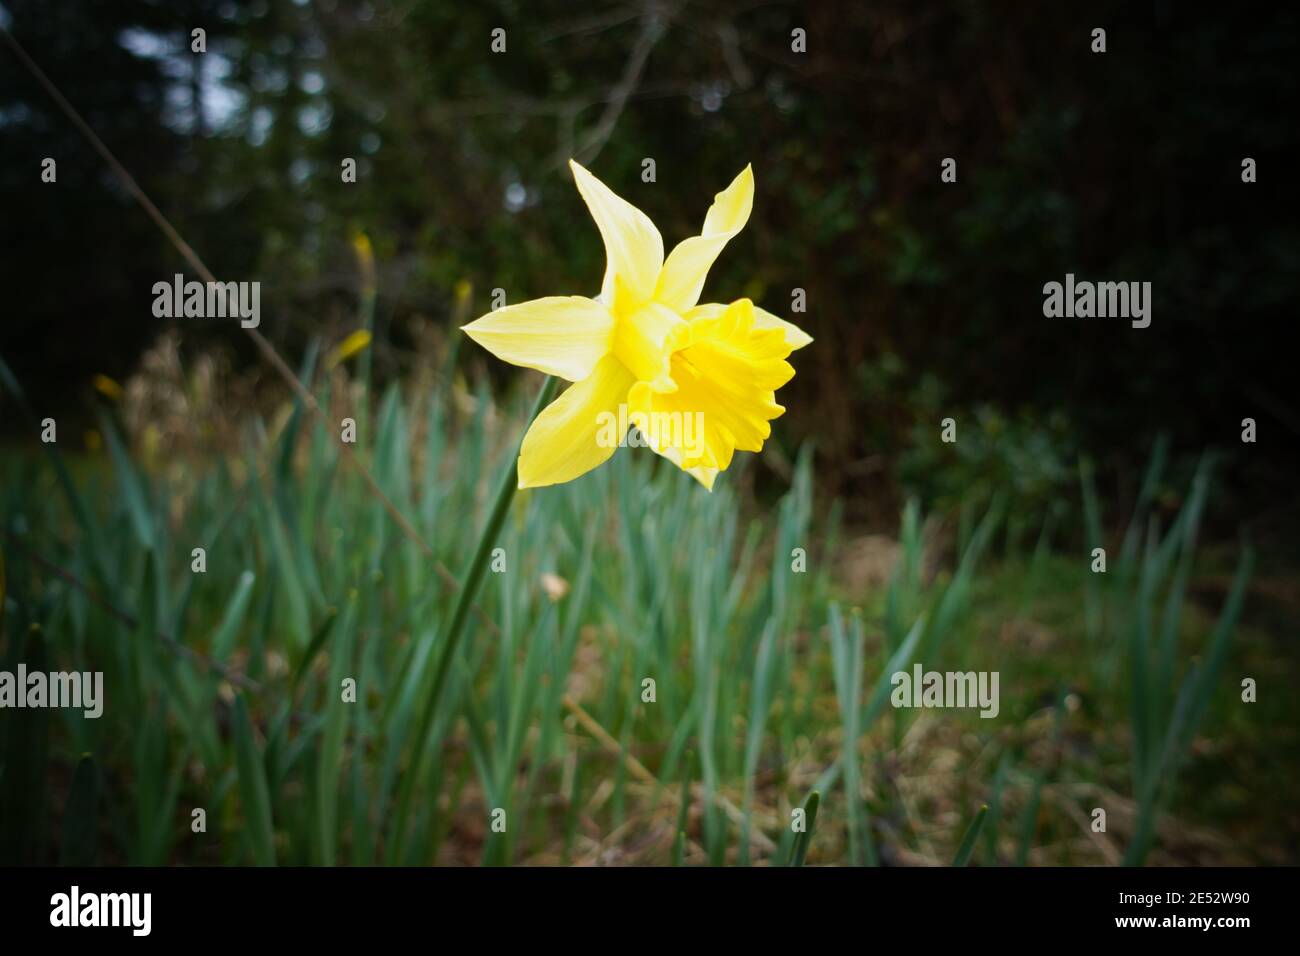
[2,0,1296,526]
[0,0,181,422]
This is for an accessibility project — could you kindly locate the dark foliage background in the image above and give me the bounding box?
[2,0,1296,532]
[1,0,1298,873]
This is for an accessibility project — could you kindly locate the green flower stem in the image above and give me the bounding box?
[390,373,558,860]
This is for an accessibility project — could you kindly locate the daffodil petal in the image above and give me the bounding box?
[517,354,636,488]
[612,300,685,388]
[754,306,813,350]
[570,160,663,306]
[624,386,721,491]
[654,165,754,312]
[687,302,813,352]
[462,296,614,382]
[637,433,720,491]
[684,463,720,490]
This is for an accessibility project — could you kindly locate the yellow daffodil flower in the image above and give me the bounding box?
[352,231,376,295]
[92,373,123,402]
[327,329,373,368]
[462,160,811,490]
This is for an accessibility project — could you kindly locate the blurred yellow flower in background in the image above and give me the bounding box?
[352,230,376,295]
[92,374,123,402]
[327,329,373,369]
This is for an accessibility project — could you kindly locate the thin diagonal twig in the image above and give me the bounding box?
[1,24,433,563]
[0,22,500,625]
[563,693,779,854]
[573,5,669,165]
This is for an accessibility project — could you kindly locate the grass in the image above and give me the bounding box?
[0,344,1288,866]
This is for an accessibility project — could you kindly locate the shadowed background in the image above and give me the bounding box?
[3,0,1297,527]
[0,0,1297,867]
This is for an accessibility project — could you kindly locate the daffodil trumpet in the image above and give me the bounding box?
[463,160,811,491]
